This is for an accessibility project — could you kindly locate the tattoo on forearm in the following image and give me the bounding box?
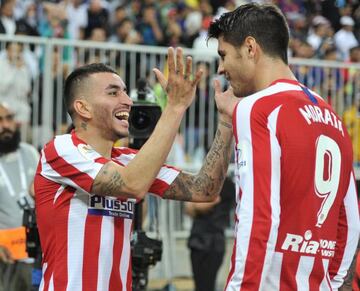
[342,240,360,288]
[219,120,232,129]
[92,163,126,196]
[163,125,232,201]
[163,173,194,201]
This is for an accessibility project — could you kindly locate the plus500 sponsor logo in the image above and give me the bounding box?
[90,195,134,213]
[281,230,336,257]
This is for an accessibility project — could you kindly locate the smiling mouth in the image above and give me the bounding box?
[115,112,129,121]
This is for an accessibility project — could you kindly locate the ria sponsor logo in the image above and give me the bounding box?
[89,195,135,219]
[281,230,336,257]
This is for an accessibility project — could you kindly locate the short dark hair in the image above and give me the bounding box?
[63,63,118,118]
[208,3,290,64]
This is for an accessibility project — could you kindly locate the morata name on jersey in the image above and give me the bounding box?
[88,195,135,219]
[299,104,344,136]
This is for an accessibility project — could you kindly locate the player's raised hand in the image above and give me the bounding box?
[213,78,239,123]
[153,47,203,112]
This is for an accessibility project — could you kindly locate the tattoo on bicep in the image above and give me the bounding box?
[93,163,126,196]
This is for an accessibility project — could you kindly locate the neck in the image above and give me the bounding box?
[75,125,114,159]
[254,57,296,91]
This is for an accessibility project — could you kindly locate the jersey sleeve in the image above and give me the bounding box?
[230,99,282,289]
[329,173,360,288]
[39,135,110,194]
[148,165,180,197]
[111,147,181,198]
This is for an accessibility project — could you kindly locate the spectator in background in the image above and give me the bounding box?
[0,42,32,139]
[88,27,107,42]
[0,101,39,291]
[343,94,360,164]
[344,46,360,110]
[287,12,308,42]
[63,0,88,40]
[39,2,69,39]
[110,18,142,44]
[186,176,235,291]
[0,0,16,35]
[334,16,359,61]
[307,16,332,52]
[84,0,109,40]
[16,2,39,38]
[136,4,163,46]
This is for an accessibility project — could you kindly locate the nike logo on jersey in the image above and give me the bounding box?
[281,230,336,257]
[299,105,344,136]
[88,195,135,219]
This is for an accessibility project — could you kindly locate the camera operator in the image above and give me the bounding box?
[0,101,39,291]
[34,47,236,290]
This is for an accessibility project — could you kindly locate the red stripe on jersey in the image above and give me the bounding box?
[225,238,237,290]
[44,139,94,193]
[71,132,83,146]
[280,254,300,290]
[53,187,74,291]
[241,105,272,289]
[309,257,324,290]
[109,219,124,291]
[95,157,109,164]
[82,215,103,290]
[126,253,132,290]
[112,147,138,157]
[149,178,170,197]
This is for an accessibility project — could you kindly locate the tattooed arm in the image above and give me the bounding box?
[163,119,233,202]
[339,241,359,291]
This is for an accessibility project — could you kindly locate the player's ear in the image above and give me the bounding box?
[244,36,257,59]
[73,97,92,120]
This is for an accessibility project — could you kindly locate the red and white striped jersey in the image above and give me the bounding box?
[226,79,360,291]
[34,131,179,291]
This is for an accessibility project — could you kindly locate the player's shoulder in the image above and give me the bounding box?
[237,81,304,110]
[112,146,138,157]
[41,133,75,155]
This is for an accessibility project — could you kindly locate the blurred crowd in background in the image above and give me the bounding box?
[0,0,360,162]
[0,0,359,61]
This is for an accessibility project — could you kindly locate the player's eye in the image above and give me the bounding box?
[108,91,118,96]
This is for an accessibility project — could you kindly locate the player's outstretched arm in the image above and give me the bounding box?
[163,80,237,202]
[92,47,202,199]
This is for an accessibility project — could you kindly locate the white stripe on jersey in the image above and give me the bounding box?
[54,185,65,204]
[296,256,314,291]
[40,149,89,196]
[263,252,283,290]
[239,82,303,106]
[331,175,360,288]
[49,274,54,291]
[120,220,132,290]
[97,216,115,291]
[258,106,282,289]
[67,194,87,290]
[228,88,255,290]
[39,262,47,291]
[41,135,104,189]
[319,259,331,291]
